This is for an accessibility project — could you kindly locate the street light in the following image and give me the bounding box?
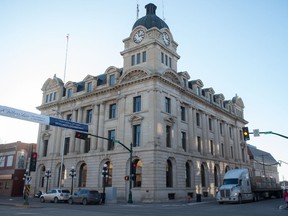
[102,163,108,204]
[69,166,76,195]
[45,169,52,193]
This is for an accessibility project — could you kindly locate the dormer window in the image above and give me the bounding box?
[109,74,116,86]
[87,82,92,92]
[67,88,72,98]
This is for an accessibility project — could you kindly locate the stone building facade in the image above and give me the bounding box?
[33,3,251,202]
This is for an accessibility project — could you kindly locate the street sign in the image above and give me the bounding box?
[0,105,88,132]
[253,129,260,137]
[25,176,32,185]
[50,117,88,132]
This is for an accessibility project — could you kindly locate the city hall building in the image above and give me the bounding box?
[32,3,250,202]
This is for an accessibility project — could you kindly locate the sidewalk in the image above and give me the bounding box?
[0,195,215,208]
[0,196,43,208]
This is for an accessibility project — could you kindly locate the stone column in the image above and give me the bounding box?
[90,104,99,151]
[69,109,77,154]
[97,103,105,152]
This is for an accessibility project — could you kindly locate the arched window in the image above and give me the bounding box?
[214,166,219,187]
[201,164,206,187]
[166,160,173,187]
[185,162,191,187]
[106,161,113,187]
[132,159,142,187]
[78,163,87,187]
[40,166,45,187]
[58,164,65,187]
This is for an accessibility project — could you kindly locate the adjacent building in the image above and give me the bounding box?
[0,141,36,196]
[33,3,255,202]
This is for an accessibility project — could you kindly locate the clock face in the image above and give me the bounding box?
[133,30,145,43]
[162,32,170,45]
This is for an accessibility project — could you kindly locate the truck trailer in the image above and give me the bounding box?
[216,168,282,204]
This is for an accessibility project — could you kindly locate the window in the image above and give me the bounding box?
[6,155,13,167]
[229,127,233,138]
[169,57,172,68]
[220,123,223,135]
[109,74,116,86]
[136,53,141,64]
[181,106,186,121]
[109,103,116,119]
[131,55,135,66]
[161,52,164,64]
[108,130,115,151]
[181,131,186,151]
[165,54,168,66]
[142,51,146,62]
[43,140,48,157]
[201,164,206,187]
[58,164,65,187]
[166,160,173,187]
[67,88,72,98]
[221,143,224,157]
[166,125,171,147]
[209,118,213,131]
[165,97,171,113]
[185,162,191,187]
[210,140,214,155]
[133,125,141,147]
[84,138,90,153]
[197,87,201,96]
[67,114,72,121]
[64,137,70,155]
[132,159,142,187]
[53,92,57,100]
[214,166,219,187]
[231,146,234,158]
[86,109,92,123]
[133,96,141,112]
[197,136,201,152]
[87,82,92,92]
[78,163,87,187]
[196,112,200,126]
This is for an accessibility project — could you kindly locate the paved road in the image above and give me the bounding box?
[0,197,287,216]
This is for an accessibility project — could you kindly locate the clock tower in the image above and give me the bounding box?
[121,3,180,75]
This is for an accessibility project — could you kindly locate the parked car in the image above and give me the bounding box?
[40,188,70,203]
[34,190,43,198]
[68,189,101,205]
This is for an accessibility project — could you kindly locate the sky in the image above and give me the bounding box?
[0,0,287,181]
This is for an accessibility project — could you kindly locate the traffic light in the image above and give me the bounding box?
[29,152,37,172]
[75,132,88,140]
[242,127,250,141]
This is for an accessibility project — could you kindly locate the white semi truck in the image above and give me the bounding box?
[216,168,282,204]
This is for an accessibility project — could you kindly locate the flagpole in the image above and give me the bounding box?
[63,34,69,83]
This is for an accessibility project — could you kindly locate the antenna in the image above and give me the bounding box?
[162,0,166,21]
[63,34,69,83]
[136,0,139,20]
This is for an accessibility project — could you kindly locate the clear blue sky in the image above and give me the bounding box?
[0,0,287,180]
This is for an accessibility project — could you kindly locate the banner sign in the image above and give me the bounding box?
[0,105,88,132]
[0,105,49,125]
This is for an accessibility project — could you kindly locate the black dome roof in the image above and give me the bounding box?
[132,3,169,30]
